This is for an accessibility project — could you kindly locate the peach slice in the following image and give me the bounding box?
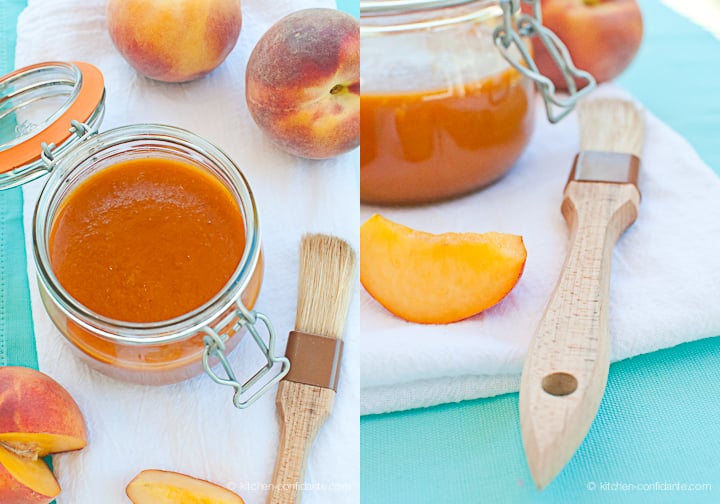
[0,367,87,503]
[126,470,245,504]
[360,214,527,324]
[0,444,60,504]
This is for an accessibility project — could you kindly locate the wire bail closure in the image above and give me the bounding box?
[202,302,290,409]
[494,0,596,123]
[40,120,99,168]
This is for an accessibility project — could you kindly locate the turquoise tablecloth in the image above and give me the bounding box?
[361,2,720,503]
[0,0,35,369]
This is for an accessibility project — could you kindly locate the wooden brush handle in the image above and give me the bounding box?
[267,381,335,504]
[519,181,640,488]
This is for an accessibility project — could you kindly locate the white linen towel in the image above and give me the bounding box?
[361,85,720,415]
[16,1,359,503]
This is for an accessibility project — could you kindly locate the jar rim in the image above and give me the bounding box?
[32,123,261,346]
[360,0,512,34]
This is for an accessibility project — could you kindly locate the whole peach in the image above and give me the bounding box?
[525,0,643,91]
[245,8,359,159]
[106,0,242,83]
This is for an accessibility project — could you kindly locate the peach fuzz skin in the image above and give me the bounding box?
[0,367,87,455]
[245,8,359,159]
[523,0,642,90]
[0,367,87,504]
[107,0,242,83]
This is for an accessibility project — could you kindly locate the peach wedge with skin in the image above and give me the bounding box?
[0,444,60,504]
[126,470,245,504]
[0,367,86,504]
[360,214,527,324]
[0,367,87,458]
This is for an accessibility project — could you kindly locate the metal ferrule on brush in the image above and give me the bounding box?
[568,151,641,190]
[283,331,344,391]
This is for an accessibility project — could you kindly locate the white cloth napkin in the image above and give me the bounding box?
[361,85,720,415]
[16,1,359,503]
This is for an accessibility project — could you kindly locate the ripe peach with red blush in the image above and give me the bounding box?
[245,8,359,159]
[523,0,643,90]
[107,0,242,83]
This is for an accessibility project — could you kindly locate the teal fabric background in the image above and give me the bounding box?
[337,0,358,17]
[0,0,36,369]
[361,1,720,503]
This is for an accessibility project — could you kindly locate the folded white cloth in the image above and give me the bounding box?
[361,85,720,415]
[16,1,359,503]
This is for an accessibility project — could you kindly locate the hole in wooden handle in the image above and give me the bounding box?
[541,372,578,396]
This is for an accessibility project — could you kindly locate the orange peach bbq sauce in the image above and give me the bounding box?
[49,158,245,323]
[360,67,535,205]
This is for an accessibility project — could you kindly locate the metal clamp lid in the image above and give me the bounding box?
[202,301,290,409]
[360,0,596,122]
[494,0,596,123]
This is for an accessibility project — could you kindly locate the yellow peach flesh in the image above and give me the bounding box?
[126,469,245,504]
[0,443,60,501]
[360,214,527,324]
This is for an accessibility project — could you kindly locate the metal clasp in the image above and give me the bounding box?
[202,301,290,409]
[494,0,596,123]
[40,119,99,168]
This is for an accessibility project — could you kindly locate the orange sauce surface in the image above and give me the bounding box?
[360,67,535,204]
[49,158,246,323]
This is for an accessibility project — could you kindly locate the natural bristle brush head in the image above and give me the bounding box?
[578,99,646,157]
[295,233,357,340]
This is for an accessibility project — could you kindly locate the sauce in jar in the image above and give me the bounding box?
[360,1,539,205]
[49,157,245,323]
[361,66,534,204]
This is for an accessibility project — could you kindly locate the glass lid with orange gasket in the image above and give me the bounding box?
[0,61,105,190]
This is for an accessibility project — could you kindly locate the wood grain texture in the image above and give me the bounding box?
[520,180,640,489]
[267,381,335,504]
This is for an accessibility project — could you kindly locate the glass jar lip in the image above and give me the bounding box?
[32,123,262,346]
[360,0,511,34]
[362,0,487,14]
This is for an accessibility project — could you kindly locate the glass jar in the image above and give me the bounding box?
[0,62,288,408]
[360,0,594,205]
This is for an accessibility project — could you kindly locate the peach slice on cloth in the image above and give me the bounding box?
[360,214,527,324]
[0,366,87,503]
[126,470,245,503]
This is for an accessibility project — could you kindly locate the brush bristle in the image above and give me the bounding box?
[578,99,645,157]
[295,234,357,340]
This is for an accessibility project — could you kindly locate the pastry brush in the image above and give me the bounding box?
[267,234,357,504]
[519,98,645,489]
